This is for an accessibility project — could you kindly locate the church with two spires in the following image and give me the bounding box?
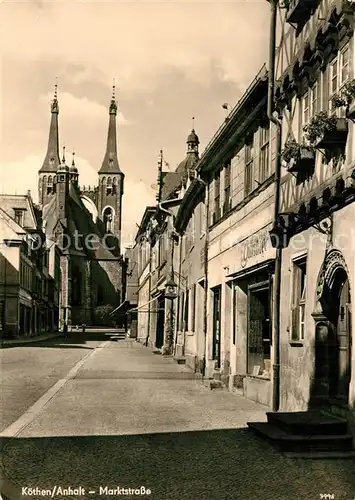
[38,85,125,329]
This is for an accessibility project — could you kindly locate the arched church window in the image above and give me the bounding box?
[112,177,117,195]
[47,176,53,195]
[103,207,114,233]
[101,177,106,185]
[106,177,113,195]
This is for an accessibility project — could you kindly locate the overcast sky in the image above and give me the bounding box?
[0,0,269,247]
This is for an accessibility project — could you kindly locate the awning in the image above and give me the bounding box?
[226,258,275,281]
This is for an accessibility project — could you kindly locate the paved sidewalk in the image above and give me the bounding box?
[0,332,64,347]
[1,340,355,500]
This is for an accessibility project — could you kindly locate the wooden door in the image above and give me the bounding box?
[336,278,351,401]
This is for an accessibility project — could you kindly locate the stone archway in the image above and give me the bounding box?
[312,250,352,405]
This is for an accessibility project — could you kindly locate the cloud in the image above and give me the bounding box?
[0,2,269,94]
[39,92,130,126]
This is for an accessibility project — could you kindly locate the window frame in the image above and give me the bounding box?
[244,135,254,196]
[223,160,231,214]
[259,124,270,184]
[291,255,307,342]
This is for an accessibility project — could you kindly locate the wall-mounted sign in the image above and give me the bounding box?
[240,228,271,269]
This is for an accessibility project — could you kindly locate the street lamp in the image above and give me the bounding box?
[165,278,178,300]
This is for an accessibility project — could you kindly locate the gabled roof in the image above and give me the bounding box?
[0,206,27,238]
[0,194,38,230]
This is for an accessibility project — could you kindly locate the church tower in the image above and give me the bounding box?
[38,83,60,207]
[97,84,124,244]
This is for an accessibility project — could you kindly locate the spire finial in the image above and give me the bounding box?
[112,78,116,100]
[72,151,75,166]
[62,146,66,164]
[51,77,59,113]
[192,116,195,131]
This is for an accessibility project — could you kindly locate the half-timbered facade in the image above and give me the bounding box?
[274,0,355,419]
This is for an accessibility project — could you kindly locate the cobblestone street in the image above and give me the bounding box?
[1,335,355,500]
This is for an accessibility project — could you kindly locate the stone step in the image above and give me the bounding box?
[173,357,186,365]
[110,333,127,341]
[203,378,223,390]
[247,422,353,453]
[266,410,348,436]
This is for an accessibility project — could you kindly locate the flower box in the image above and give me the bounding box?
[286,0,316,24]
[315,118,348,149]
[288,147,315,173]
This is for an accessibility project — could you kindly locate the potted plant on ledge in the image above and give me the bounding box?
[281,138,315,173]
[303,111,348,149]
[331,79,355,120]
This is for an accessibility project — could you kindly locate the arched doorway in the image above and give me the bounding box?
[328,270,351,401]
[313,250,352,405]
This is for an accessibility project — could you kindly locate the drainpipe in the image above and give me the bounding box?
[196,177,209,376]
[268,0,283,412]
[174,232,183,356]
[145,242,152,347]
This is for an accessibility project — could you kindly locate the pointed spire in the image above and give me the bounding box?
[72,151,75,166]
[39,79,60,173]
[98,83,122,174]
[192,116,195,130]
[62,146,66,164]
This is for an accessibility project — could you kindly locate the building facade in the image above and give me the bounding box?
[0,193,60,337]
[273,0,355,420]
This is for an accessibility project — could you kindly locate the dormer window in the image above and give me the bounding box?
[14,209,24,226]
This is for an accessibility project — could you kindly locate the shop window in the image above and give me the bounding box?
[247,284,271,377]
[259,124,269,184]
[291,257,307,341]
[212,286,221,368]
[244,135,254,196]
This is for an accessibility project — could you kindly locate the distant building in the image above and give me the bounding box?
[0,193,60,336]
[0,84,127,335]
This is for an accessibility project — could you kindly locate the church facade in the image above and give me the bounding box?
[38,86,125,329]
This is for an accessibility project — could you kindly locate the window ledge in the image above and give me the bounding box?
[289,340,304,347]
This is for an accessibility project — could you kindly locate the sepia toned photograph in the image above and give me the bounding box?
[0,0,355,499]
